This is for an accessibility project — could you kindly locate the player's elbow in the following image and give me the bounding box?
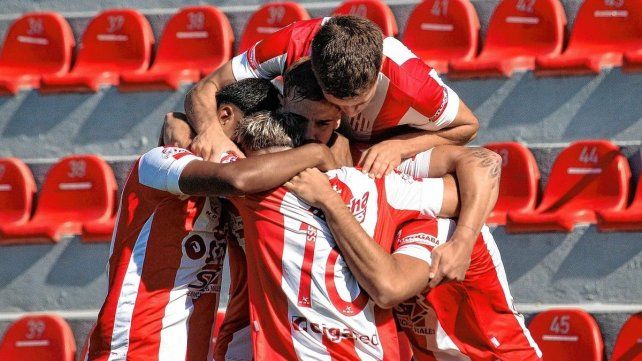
[370,279,406,309]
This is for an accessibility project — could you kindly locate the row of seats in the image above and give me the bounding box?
[0,139,639,245]
[2,310,640,361]
[1,0,641,95]
[486,140,641,233]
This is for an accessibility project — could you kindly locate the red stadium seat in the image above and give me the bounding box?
[484,142,540,226]
[506,140,630,233]
[41,9,154,93]
[238,2,310,54]
[450,0,566,78]
[0,12,74,95]
[120,6,234,91]
[0,155,117,243]
[333,0,398,37]
[0,314,76,361]
[597,175,642,231]
[402,0,479,73]
[624,49,642,71]
[528,308,603,361]
[0,158,36,241]
[536,0,642,76]
[82,216,116,242]
[611,312,642,361]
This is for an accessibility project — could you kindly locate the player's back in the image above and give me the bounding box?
[232,167,402,360]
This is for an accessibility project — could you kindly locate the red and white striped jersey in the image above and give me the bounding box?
[88,147,235,361]
[392,219,542,360]
[230,166,444,361]
[231,18,461,142]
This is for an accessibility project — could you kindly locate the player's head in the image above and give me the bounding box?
[235,110,308,156]
[311,16,383,117]
[282,59,341,145]
[215,78,281,138]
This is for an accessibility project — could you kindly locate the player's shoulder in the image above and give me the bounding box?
[382,37,417,67]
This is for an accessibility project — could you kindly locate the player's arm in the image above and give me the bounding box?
[328,132,353,167]
[185,24,294,161]
[285,169,458,308]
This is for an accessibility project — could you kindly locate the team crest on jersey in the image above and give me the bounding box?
[396,232,440,249]
[161,146,192,160]
[291,316,380,346]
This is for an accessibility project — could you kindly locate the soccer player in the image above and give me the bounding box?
[186,15,478,174]
[285,170,542,360]
[85,79,337,361]
[226,110,498,360]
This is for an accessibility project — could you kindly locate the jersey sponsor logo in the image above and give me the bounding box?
[349,192,370,223]
[185,235,227,300]
[185,234,207,260]
[394,297,435,336]
[161,146,193,160]
[291,316,380,346]
[396,232,440,249]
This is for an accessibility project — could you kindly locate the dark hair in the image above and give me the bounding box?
[216,78,280,114]
[235,110,308,152]
[283,58,324,102]
[311,16,383,98]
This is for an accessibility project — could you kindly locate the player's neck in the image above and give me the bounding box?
[247,146,292,156]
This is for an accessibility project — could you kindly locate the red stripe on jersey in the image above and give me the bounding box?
[325,247,369,316]
[126,198,205,359]
[297,224,317,308]
[249,18,322,70]
[185,285,219,360]
[322,333,361,361]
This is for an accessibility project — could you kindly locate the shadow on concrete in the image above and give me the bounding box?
[45,237,110,287]
[1,91,89,137]
[553,228,642,281]
[564,69,642,139]
[446,77,506,111]
[490,72,592,129]
[74,89,173,144]
[491,227,560,283]
[0,243,53,287]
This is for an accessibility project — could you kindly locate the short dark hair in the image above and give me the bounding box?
[235,110,308,152]
[284,58,324,102]
[311,16,383,98]
[216,78,280,114]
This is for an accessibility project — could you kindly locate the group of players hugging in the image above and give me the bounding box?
[84,15,544,361]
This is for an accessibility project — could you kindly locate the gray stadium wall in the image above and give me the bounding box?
[0,0,640,358]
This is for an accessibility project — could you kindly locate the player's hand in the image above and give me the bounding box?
[358,140,403,179]
[428,237,474,288]
[190,126,245,162]
[285,168,336,208]
[162,112,195,148]
[328,132,353,167]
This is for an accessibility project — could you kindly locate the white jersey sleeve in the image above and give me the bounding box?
[396,149,433,178]
[384,172,444,218]
[138,147,202,195]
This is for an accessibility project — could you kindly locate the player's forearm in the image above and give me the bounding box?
[185,80,225,136]
[449,148,501,243]
[319,195,419,308]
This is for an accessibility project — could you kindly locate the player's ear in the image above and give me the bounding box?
[218,105,234,126]
[334,118,341,130]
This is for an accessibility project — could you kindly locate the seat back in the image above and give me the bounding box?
[611,312,642,361]
[154,6,233,74]
[528,308,603,361]
[0,314,76,361]
[74,9,154,73]
[484,142,540,214]
[402,0,479,62]
[567,0,642,52]
[333,0,398,36]
[0,12,74,75]
[483,0,566,57]
[0,158,36,224]
[536,140,630,219]
[35,155,117,221]
[238,2,309,54]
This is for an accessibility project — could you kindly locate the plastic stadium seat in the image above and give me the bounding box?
[528,308,603,361]
[624,49,642,71]
[120,6,234,91]
[611,312,642,361]
[333,0,398,37]
[0,314,76,361]
[402,0,479,73]
[506,140,630,233]
[81,216,116,242]
[0,158,36,240]
[536,0,642,76]
[0,12,74,95]
[484,142,540,226]
[597,175,642,231]
[0,155,117,243]
[41,9,154,93]
[237,2,310,54]
[450,0,566,78]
